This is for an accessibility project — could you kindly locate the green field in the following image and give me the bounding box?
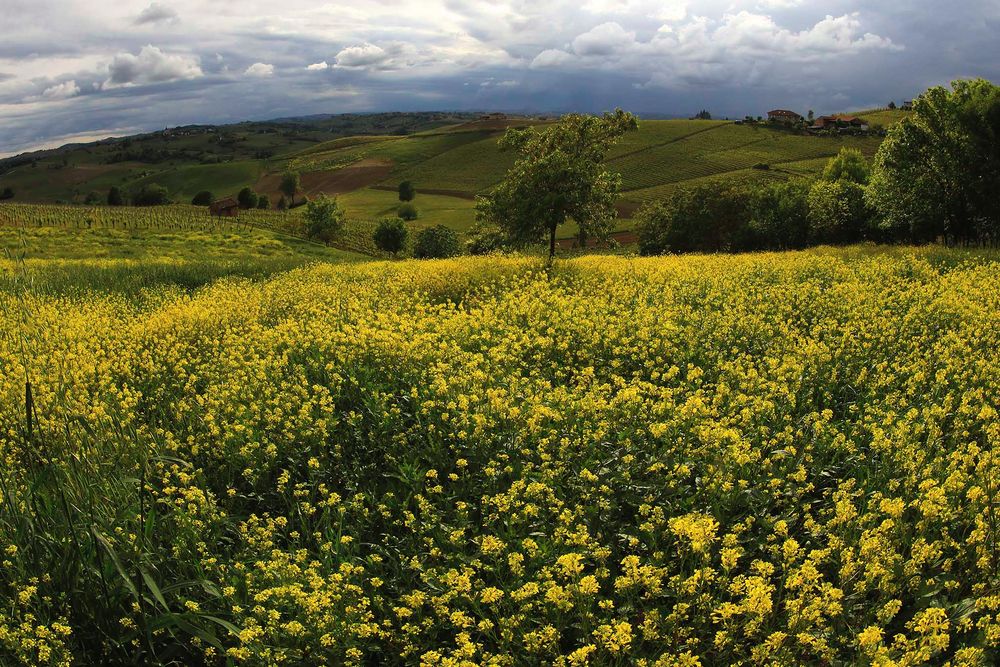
[0,112,899,239]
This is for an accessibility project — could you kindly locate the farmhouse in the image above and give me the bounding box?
[767,109,804,124]
[209,197,239,217]
[809,115,870,132]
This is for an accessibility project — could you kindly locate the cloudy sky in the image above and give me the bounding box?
[1,0,998,156]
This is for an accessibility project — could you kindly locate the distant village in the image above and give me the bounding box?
[752,100,913,134]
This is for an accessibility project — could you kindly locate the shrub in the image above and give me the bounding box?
[414,225,461,259]
[303,195,346,244]
[397,203,419,221]
[257,194,271,210]
[1,187,15,200]
[637,184,751,255]
[398,180,415,202]
[466,225,509,255]
[373,218,409,256]
[107,186,124,206]
[133,185,170,206]
[237,187,259,210]
[191,191,214,206]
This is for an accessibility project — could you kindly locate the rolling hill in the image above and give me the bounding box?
[0,110,908,238]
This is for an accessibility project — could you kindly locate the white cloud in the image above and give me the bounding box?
[244,62,275,77]
[135,3,178,26]
[306,61,329,71]
[334,43,390,70]
[41,80,80,99]
[572,23,636,56]
[105,45,202,87]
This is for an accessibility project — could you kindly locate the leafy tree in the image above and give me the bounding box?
[414,225,461,259]
[84,191,103,205]
[237,187,259,210]
[867,79,1000,245]
[398,180,415,202]
[1,187,15,200]
[476,110,638,259]
[808,180,870,244]
[192,191,214,206]
[808,110,815,123]
[637,183,751,255]
[466,224,508,255]
[822,148,870,184]
[888,101,897,110]
[748,181,811,250]
[107,186,124,206]
[397,203,419,221]
[303,195,346,244]
[277,196,288,211]
[693,110,712,120]
[133,185,170,206]
[257,194,271,210]
[280,172,300,203]
[373,218,409,256]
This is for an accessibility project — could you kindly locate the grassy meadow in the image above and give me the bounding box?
[0,210,998,664]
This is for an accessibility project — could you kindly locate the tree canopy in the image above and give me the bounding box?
[303,195,346,244]
[867,78,1000,244]
[475,110,638,259]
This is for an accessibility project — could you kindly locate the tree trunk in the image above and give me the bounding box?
[549,224,557,261]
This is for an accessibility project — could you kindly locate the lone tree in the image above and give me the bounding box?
[374,218,409,256]
[280,171,300,204]
[237,187,259,210]
[398,180,415,202]
[476,109,638,259]
[867,79,1000,244]
[303,195,346,244]
[414,225,461,259]
[107,186,124,206]
[192,190,214,206]
[257,194,271,210]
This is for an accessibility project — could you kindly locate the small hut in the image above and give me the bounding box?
[209,197,239,218]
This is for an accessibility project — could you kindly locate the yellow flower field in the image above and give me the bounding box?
[1,248,999,665]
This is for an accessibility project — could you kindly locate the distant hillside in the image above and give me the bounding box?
[0,112,895,238]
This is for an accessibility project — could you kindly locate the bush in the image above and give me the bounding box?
[1,187,15,200]
[414,225,461,259]
[303,195,346,244]
[373,218,409,256]
[84,191,103,205]
[637,184,751,255]
[192,191,214,206]
[466,225,509,255]
[257,194,271,210]
[133,185,170,206]
[237,187,259,210]
[808,180,871,244]
[398,181,415,202]
[397,203,419,221]
[107,187,124,206]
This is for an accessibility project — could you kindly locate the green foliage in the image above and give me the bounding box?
[84,191,103,205]
[191,190,214,206]
[373,218,409,256]
[637,184,751,255]
[257,194,271,210]
[822,147,870,184]
[397,203,419,221]
[280,171,300,201]
[1,187,15,200]
[414,224,461,259]
[808,180,870,244]
[476,110,638,257]
[106,186,124,206]
[867,78,1000,244]
[398,180,415,202]
[466,224,509,255]
[303,195,346,244]
[748,180,811,250]
[237,187,259,210]
[132,185,170,207]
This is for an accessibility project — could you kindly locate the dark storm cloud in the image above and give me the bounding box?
[0,0,997,154]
